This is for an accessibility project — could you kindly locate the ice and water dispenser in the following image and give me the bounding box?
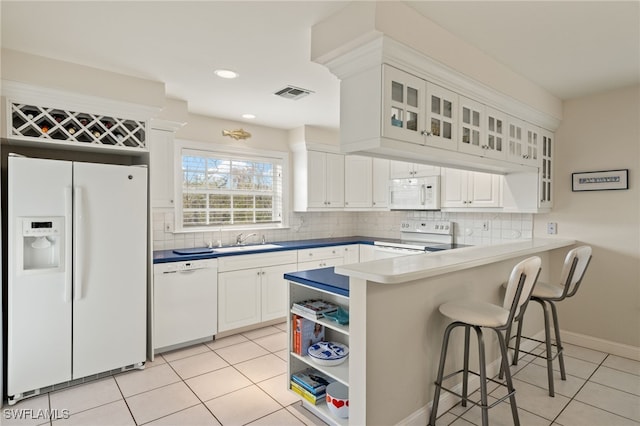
[18,217,64,273]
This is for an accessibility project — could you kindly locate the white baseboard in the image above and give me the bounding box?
[397,329,640,425]
[560,330,640,361]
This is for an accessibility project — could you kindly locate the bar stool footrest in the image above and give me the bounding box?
[508,335,563,362]
[435,369,516,410]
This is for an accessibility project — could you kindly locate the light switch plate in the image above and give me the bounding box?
[547,222,557,234]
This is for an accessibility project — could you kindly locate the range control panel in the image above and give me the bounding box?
[400,220,453,235]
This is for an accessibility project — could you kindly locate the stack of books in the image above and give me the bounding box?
[291,299,339,319]
[292,314,325,356]
[290,368,335,405]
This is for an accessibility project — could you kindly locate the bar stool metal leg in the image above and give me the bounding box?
[496,329,520,426]
[429,322,459,426]
[462,325,470,407]
[549,301,567,380]
[539,299,556,397]
[475,326,489,426]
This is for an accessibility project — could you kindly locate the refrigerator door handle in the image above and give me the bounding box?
[74,186,83,301]
[64,186,73,303]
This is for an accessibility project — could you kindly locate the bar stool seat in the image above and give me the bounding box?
[439,300,510,328]
[529,281,564,299]
[503,246,592,398]
[428,256,542,426]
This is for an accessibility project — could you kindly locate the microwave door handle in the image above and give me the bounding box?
[420,184,426,205]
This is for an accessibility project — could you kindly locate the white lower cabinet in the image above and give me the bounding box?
[217,244,365,333]
[217,251,297,332]
[288,279,349,425]
[297,244,360,270]
[298,246,345,270]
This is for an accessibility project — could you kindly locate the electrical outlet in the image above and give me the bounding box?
[547,222,557,234]
[165,221,174,233]
[482,221,489,231]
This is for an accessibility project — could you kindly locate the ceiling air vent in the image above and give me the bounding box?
[274,85,314,100]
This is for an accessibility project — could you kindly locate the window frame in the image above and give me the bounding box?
[174,139,289,233]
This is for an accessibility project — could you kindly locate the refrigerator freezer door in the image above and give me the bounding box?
[8,156,73,396]
[72,162,147,378]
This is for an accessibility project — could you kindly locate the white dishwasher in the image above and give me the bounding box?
[153,258,218,352]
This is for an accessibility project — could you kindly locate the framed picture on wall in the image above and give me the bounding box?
[572,169,629,191]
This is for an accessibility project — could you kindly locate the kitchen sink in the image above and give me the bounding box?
[213,244,283,253]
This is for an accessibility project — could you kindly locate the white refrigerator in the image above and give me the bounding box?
[7,155,147,403]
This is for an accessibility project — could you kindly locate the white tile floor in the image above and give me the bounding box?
[2,323,639,426]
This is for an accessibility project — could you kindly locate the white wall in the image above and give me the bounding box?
[534,84,640,348]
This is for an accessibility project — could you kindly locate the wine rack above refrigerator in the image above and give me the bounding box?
[9,102,147,153]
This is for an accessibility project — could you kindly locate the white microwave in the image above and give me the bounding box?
[389,176,441,210]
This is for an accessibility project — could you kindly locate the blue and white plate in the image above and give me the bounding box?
[307,341,349,366]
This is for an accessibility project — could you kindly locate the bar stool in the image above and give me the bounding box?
[428,256,541,426]
[503,245,592,397]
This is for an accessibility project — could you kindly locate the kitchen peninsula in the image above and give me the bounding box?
[287,238,575,426]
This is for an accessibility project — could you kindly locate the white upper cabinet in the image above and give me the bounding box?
[372,158,391,208]
[383,66,425,145]
[425,82,458,150]
[382,66,459,150]
[458,101,507,160]
[345,156,390,210]
[539,130,553,209]
[294,149,345,211]
[389,160,440,178]
[149,128,175,209]
[507,116,536,167]
[484,107,508,160]
[524,125,541,166]
[345,155,373,208]
[441,168,502,209]
[457,96,484,156]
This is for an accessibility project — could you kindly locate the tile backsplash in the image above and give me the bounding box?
[153,209,532,251]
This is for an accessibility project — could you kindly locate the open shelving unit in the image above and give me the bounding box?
[288,281,350,426]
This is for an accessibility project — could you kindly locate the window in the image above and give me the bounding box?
[178,147,285,230]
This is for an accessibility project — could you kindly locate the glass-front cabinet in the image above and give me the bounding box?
[425,83,457,150]
[484,107,507,160]
[457,96,484,156]
[507,117,539,167]
[383,65,425,145]
[539,130,553,208]
[524,125,540,166]
[382,65,458,149]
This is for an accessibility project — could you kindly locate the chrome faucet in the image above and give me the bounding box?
[236,232,257,245]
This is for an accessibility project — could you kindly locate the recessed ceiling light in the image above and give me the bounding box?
[242,113,256,119]
[214,69,238,79]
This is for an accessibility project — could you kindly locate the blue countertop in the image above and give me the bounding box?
[284,267,349,297]
[153,236,382,263]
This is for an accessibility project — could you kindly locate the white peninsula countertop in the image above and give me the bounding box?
[335,238,576,284]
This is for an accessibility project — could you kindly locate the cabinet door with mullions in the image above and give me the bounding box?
[457,96,484,155]
[383,65,425,144]
[425,82,457,150]
[484,107,507,160]
[539,130,553,208]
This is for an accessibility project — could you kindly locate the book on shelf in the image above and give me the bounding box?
[293,315,325,356]
[292,299,339,318]
[291,367,335,395]
[290,381,325,405]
